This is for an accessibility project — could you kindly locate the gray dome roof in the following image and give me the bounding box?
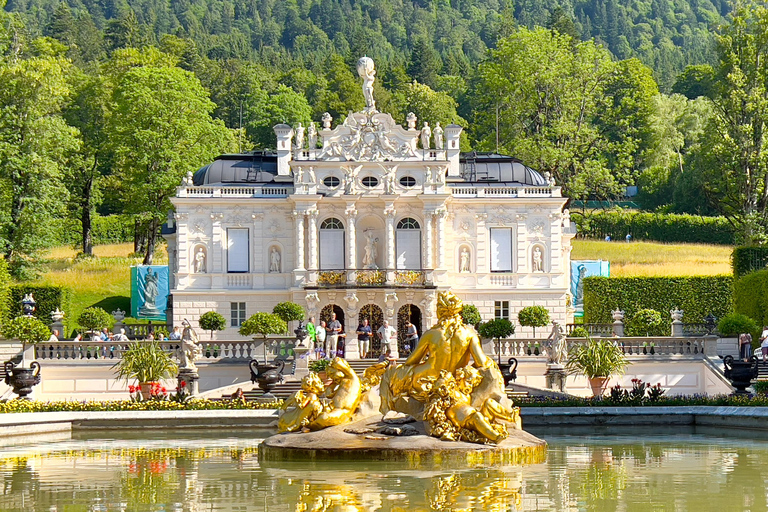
[193,152,278,185]
[459,153,547,186]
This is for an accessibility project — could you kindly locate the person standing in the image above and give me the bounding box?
[306,316,317,347]
[377,320,397,357]
[761,326,768,362]
[740,332,753,361]
[356,319,372,358]
[327,313,342,357]
[315,320,327,356]
[404,320,418,354]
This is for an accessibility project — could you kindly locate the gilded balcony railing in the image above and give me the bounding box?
[356,269,385,286]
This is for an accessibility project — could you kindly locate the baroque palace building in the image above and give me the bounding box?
[164,58,576,357]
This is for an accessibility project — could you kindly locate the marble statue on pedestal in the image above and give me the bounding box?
[180,319,203,370]
[194,248,206,273]
[434,122,444,149]
[544,321,567,365]
[294,123,305,150]
[459,248,471,273]
[420,122,431,149]
[357,56,376,111]
[308,123,317,148]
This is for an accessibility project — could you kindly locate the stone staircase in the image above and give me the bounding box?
[223,358,529,401]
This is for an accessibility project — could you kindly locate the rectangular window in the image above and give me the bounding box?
[230,302,246,327]
[396,230,421,269]
[227,228,249,273]
[494,301,510,320]
[490,228,512,272]
[319,230,345,269]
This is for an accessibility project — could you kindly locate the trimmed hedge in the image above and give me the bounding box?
[7,285,72,332]
[734,269,768,328]
[732,246,768,279]
[53,214,134,246]
[0,258,11,325]
[583,276,733,324]
[572,211,735,245]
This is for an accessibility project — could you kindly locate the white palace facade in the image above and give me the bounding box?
[164,59,576,356]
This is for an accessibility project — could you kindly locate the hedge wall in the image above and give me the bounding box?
[0,259,10,324]
[734,269,768,327]
[572,211,735,245]
[53,214,134,246]
[583,276,733,324]
[7,285,72,332]
[732,246,768,279]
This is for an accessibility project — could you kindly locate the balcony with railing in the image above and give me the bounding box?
[177,185,291,198]
[450,184,561,198]
[311,269,434,288]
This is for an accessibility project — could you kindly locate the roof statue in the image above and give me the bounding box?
[357,56,376,112]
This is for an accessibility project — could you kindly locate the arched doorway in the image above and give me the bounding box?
[358,303,383,357]
[397,304,422,355]
[320,304,345,332]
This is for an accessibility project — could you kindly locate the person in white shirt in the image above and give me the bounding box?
[377,320,397,356]
[48,329,59,343]
[315,320,327,356]
[760,326,768,362]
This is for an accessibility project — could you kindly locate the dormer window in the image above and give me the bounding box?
[362,176,379,188]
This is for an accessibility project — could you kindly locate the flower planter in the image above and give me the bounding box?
[589,377,608,397]
[139,381,160,398]
[248,359,285,399]
[3,361,41,399]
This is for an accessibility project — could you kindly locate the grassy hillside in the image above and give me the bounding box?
[571,240,732,277]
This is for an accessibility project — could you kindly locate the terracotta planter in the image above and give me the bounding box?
[317,370,333,387]
[589,377,608,397]
[139,382,159,398]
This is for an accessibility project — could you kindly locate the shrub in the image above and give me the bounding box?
[7,285,72,332]
[733,269,768,327]
[565,338,629,379]
[517,306,550,337]
[199,311,227,338]
[308,359,331,372]
[717,313,759,338]
[571,210,734,245]
[732,246,768,279]
[569,326,590,338]
[0,258,11,325]
[272,302,305,329]
[477,318,515,341]
[626,309,666,337]
[78,307,113,333]
[460,304,482,327]
[2,316,52,345]
[583,276,732,324]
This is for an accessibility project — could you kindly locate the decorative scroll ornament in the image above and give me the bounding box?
[317,110,417,162]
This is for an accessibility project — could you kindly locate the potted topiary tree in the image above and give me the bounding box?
[112,341,179,399]
[565,337,630,396]
[2,316,50,399]
[78,307,113,340]
[518,305,550,338]
[240,312,287,398]
[199,311,226,340]
[460,304,482,328]
[478,318,517,384]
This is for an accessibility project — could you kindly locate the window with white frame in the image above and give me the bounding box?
[227,228,249,273]
[319,218,345,269]
[490,228,513,272]
[230,302,246,327]
[494,301,510,320]
[396,217,421,269]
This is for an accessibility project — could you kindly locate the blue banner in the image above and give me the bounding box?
[571,260,610,317]
[131,265,169,321]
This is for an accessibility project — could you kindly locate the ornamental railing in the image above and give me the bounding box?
[356,269,386,286]
[565,324,615,337]
[450,185,561,198]
[33,337,297,363]
[313,269,433,288]
[177,185,291,198]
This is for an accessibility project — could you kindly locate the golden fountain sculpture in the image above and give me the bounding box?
[278,291,521,445]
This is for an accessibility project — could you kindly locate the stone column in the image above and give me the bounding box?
[423,211,434,269]
[308,209,319,271]
[612,309,625,337]
[671,309,684,337]
[435,208,447,270]
[293,211,305,271]
[385,205,396,270]
[346,205,358,283]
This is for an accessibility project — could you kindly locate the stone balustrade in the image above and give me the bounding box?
[450,185,561,198]
[33,337,298,363]
[489,336,716,360]
[177,185,291,198]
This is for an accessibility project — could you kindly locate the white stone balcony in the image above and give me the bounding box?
[450,185,561,198]
[308,269,435,288]
[177,185,291,198]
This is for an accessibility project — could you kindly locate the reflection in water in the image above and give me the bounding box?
[1,429,768,511]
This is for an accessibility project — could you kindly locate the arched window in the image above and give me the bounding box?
[396,218,421,269]
[320,218,345,269]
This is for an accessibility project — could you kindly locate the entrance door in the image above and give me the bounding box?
[397,304,422,355]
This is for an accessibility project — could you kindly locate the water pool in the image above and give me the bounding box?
[0,427,765,511]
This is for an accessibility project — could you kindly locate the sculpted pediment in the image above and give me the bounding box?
[317,110,418,162]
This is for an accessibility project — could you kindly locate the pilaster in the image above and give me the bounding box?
[346,204,358,280]
[308,209,319,271]
[435,208,447,270]
[211,213,224,273]
[516,213,528,273]
[384,204,396,270]
[293,211,306,271]
[424,211,434,269]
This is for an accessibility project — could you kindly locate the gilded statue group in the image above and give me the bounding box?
[279,291,521,444]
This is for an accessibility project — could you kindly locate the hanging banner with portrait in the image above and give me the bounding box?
[570,260,611,318]
[131,265,169,321]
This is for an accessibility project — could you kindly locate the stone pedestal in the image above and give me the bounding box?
[293,346,311,378]
[344,337,361,360]
[671,320,684,337]
[50,321,64,338]
[545,364,567,393]
[177,368,199,396]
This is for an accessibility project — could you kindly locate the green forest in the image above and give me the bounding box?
[2,0,768,277]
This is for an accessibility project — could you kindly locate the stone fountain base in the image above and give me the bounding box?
[258,414,547,467]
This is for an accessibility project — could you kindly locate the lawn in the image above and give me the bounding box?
[571,239,732,277]
[33,243,167,333]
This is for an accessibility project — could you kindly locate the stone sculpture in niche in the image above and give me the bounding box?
[459,247,471,273]
[193,247,206,273]
[363,230,379,269]
[532,246,543,272]
[270,247,281,273]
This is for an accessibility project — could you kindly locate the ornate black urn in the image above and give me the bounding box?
[249,359,285,399]
[294,321,308,347]
[498,357,518,387]
[723,355,758,395]
[4,361,41,399]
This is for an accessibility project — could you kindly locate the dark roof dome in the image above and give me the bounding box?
[193,152,278,185]
[459,152,547,186]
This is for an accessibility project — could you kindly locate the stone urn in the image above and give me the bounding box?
[4,361,41,399]
[498,357,518,387]
[249,359,285,400]
[723,355,758,395]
